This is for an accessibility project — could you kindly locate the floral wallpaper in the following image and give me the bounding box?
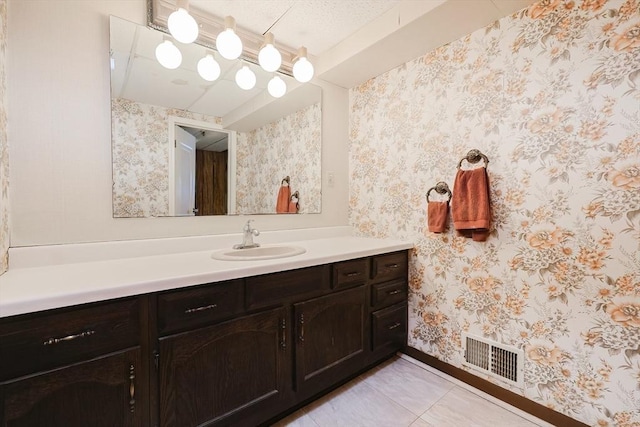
[349,0,640,425]
[0,0,9,275]
[111,98,222,217]
[236,102,321,214]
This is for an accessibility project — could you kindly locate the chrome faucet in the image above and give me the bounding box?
[233,220,260,249]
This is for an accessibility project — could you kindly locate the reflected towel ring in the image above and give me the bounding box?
[457,149,489,169]
[281,176,290,186]
[290,191,299,201]
[426,181,452,203]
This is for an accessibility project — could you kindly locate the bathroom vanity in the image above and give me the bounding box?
[0,236,411,426]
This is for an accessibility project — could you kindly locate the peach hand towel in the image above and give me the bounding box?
[276,185,290,213]
[451,167,491,242]
[288,201,299,213]
[427,201,449,233]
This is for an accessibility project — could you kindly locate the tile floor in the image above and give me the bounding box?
[272,356,548,427]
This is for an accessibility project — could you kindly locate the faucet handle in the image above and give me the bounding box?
[243,220,253,231]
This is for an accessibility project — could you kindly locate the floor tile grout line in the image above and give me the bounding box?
[359,356,469,423]
[415,385,459,424]
[398,353,554,427]
[361,369,454,420]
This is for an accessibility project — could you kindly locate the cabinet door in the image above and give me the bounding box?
[0,348,143,427]
[294,286,366,396]
[159,307,290,427]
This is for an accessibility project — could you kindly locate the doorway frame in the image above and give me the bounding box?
[168,116,237,216]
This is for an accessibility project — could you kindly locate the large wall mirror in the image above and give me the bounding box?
[109,16,322,217]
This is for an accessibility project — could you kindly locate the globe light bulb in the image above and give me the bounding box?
[235,65,256,90]
[216,17,243,60]
[292,47,314,83]
[258,33,282,72]
[167,8,199,44]
[267,76,287,98]
[155,40,182,69]
[197,54,221,81]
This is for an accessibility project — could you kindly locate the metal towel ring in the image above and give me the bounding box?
[290,191,299,201]
[281,176,290,186]
[457,149,489,169]
[426,181,452,203]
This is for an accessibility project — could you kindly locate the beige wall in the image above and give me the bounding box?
[7,0,349,247]
[0,0,8,273]
[349,0,640,425]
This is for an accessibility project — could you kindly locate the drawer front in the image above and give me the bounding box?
[332,258,368,290]
[246,265,330,310]
[158,279,244,335]
[371,251,408,283]
[371,279,407,310]
[372,303,407,351]
[0,298,140,381]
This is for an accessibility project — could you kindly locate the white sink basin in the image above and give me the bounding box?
[211,245,306,261]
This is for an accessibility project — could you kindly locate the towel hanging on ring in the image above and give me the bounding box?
[288,191,300,214]
[426,182,451,233]
[276,176,291,214]
[451,149,491,242]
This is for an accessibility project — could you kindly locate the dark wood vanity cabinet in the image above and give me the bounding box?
[293,285,367,398]
[158,307,290,427]
[0,250,408,427]
[0,297,146,427]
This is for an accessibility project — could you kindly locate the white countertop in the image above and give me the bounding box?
[0,236,413,318]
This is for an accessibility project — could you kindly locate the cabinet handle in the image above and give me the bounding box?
[344,271,362,277]
[280,317,286,350]
[387,289,402,295]
[385,263,400,269]
[43,329,96,346]
[298,313,305,344]
[129,364,135,413]
[388,322,402,330]
[184,303,217,314]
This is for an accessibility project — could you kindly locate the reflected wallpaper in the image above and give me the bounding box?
[0,0,9,275]
[349,0,640,425]
[236,102,321,214]
[111,98,222,217]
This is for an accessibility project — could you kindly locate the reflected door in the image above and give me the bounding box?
[174,126,196,216]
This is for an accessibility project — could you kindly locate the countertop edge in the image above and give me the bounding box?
[0,237,414,319]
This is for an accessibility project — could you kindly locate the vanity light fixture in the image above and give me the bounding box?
[292,46,314,83]
[155,38,182,69]
[258,33,282,73]
[216,16,243,60]
[197,53,221,81]
[267,75,287,98]
[167,0,199,44]
[235,64,256,90]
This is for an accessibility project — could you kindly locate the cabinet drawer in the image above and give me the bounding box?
[332,258,368,290]
[371,279,407,310]
[158,279,244,335]
[246,265,330,310]
[0,298,139,381]
[371,251,407,283]
[372,303,407,351]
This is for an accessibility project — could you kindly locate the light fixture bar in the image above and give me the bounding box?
[148,0,307,76]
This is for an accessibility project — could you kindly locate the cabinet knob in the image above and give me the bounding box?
[388,322,402,330]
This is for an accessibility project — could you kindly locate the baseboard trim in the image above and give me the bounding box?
[403,347,588,427]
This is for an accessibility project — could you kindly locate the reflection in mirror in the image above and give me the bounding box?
[109,16,322,217]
